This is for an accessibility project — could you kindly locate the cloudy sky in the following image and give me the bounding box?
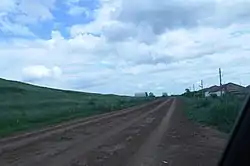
[0,0,250,95]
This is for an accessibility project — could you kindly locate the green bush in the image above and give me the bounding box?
[184,95,245,133]
[209,101,240,132]
[210,94,218,98]
[195,98,211,108]
[88,98,96,106]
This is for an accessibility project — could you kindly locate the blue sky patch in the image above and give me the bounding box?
[0,0,100,40]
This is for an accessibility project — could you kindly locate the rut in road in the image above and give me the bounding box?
[0,99,161,154]
[0,98,226,166]
[76,99,174,166]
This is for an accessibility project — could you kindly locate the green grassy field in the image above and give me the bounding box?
[0,78,152,137]
[183,95,246,133]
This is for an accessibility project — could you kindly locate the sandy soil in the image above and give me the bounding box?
[0,98,227,166]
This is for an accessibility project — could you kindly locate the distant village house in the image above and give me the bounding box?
[204,83,246,97]
[205,85,225,97]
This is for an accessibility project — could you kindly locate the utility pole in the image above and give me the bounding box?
[193,84,195,98]
[219,68,222,96]
[199,80,204,98]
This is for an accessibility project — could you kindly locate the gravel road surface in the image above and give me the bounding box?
[0,98,227,166]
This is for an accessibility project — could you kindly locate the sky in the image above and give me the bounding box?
[1,0,250,96]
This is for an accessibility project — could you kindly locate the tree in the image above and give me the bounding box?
[211,94,218,98]
[183,88,192,97]
[185,88,191,93]
[149,92,155,97]
[162,92,168,97]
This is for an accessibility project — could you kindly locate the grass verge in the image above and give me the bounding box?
[183,95,246,133]
[0,78,154,137]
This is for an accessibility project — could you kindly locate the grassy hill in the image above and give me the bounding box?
[0,78,151,137]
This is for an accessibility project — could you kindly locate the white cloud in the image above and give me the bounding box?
[0,0,16,12]
[116,0,250,32]
[1,0,56,23]
[1,0,250,95]
[70,0,120,36]
[65,0,93,17]
[15,0,55,24]
[0,0,56,36]
[22,65,62,81]
[0,16,35,36]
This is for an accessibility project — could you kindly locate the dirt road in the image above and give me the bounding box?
[0,98,227,166]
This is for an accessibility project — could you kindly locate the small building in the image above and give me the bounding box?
[162,92,168,97]
[205,87,225,97]
[205,83,246,97]
[134,92,148,97]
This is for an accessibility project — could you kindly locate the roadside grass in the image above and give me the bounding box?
[0,78,153,137]
[183,95,246,133]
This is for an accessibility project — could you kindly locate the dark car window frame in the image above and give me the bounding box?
[219,94,250,166]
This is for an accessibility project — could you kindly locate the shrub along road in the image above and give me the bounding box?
[0,98,227,166]
[184,95,244,133]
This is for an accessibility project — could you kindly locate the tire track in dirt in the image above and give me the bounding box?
[0,98,226,166]
[74,99,174,166]
[35,99,171,166]
[0,99,161,154]
[0,99,168,166]
[151,98,227,166]
[127,98,176,166]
